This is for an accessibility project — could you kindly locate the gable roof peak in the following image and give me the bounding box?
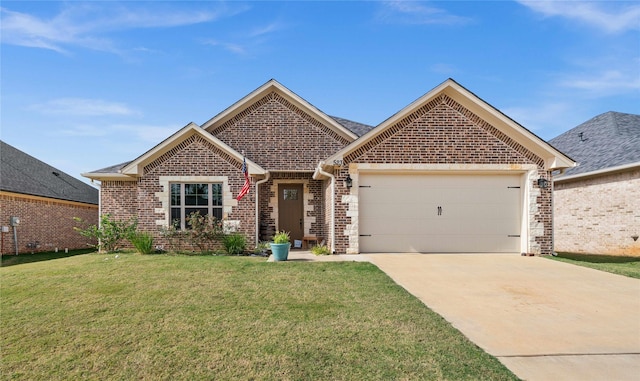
[200,79,358,141]
[323,78,575,171]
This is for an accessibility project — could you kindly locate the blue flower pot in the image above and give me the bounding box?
[270,243,290,261]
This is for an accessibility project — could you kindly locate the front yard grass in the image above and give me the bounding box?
[549,252,640,279]
[0,248,94,267]
[1,253,517,380]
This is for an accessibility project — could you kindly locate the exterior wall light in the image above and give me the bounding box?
[537,178,549,189]
[344,174,353,189]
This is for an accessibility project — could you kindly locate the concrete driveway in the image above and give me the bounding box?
[365,254,640,381]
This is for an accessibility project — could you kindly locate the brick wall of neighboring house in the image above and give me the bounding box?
[554,168,640,256]
[0,191,98,255]
[208,92,352,171]
[336,94,551,254]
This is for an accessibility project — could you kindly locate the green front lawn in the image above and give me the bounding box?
[1,248,95,267]
[549,252,640,279]
[1,254,517,380]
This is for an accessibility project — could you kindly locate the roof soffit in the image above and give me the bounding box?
[201,79,358,142]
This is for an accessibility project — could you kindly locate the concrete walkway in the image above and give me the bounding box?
[272,252,640,381]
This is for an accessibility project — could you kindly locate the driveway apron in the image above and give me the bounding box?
[366,254,640,381]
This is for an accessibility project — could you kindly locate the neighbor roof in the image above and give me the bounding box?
[0,140,98,204]
[549,111,640,177]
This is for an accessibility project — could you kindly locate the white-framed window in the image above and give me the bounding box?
[170,183,223,229]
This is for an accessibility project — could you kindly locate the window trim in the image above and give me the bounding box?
[156,176,236,229]
[170,183,223,230]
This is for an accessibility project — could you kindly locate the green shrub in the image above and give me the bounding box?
[222,233,246,255]
[253,241,270,256]
[159,212,225,254]
[129,232,155,254]
[272,231,290,244]
[74,214,137,253]
[311,244,331,255]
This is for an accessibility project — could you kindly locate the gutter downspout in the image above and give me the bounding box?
[550,173,557,256]
[314,162,335,254]
[13,225,18,255]
[255,172,270,247]
[91,180,103,253]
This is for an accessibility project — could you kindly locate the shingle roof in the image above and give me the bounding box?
[548,111,640,177]
[331,116,375,137]
[0,141,98,204]
[90,161,131,174]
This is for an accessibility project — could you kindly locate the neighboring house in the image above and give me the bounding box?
[0,141,99,254]
[549,112,640,256]
[83,79,574,255]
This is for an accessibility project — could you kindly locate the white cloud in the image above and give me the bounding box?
[503,101,575,136]
[202,39,248,55]
[560,68,640,94]
[249,21,285,37]
[201,19,286,56]
[30,98,137,116]
[517,0,640,33]
[376,0,471,25]
[0,4,232,53]
[59,123,179,143]
[113,124,180,144]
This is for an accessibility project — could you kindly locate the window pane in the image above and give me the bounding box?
[284,189,298,200]
[185,183,208,206]
[212,208,222,220]
[185,208,208,218]
[170,184,181,206]
[170,208,181,227]
[212,183,222,206]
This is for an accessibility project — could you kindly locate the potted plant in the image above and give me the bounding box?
[270,231,290,261]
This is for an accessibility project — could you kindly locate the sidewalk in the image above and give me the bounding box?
[266,250,369,262]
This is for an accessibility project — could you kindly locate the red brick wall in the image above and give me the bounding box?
[101,181,137,220]
[148,135,257,249]
[208,92,351,171]
[336,94,550,254]
[0,192,98,255]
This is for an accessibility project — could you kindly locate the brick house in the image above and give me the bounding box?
[83,79,574,255]
[0,141,99,255]
[549,112,640,256]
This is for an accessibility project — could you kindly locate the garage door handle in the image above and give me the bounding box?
[437,206,442,216]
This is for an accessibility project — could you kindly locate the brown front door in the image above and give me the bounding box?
[278,183,304,243]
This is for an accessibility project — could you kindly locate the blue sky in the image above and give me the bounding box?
[2,1,639,185]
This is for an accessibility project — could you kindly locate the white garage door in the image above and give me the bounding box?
[359,173,522,253]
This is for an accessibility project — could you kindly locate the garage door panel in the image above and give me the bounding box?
[360,201,434,219]
[359,173,522,253]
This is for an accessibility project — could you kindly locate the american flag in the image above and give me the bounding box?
[236,156,251,200]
